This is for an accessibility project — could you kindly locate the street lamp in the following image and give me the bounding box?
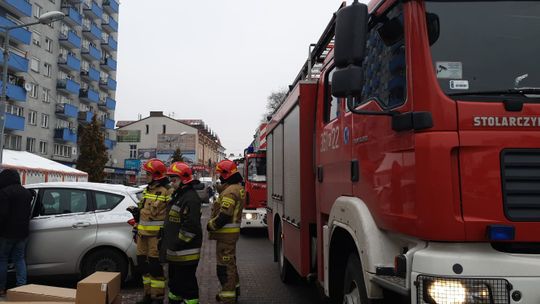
[0,11,65,164]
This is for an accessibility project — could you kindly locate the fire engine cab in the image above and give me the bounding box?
[266,0,540,303]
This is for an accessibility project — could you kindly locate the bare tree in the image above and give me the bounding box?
[262,88,288,122]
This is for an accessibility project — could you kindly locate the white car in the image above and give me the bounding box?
[24,182,141,282]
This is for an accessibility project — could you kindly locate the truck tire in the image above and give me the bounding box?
[81,248,128,283]
[342,253,371,304]
[277,223,295,283]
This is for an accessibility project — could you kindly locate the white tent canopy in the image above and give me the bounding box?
[1,150,88,184]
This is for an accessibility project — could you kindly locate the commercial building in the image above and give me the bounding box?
[113,111,225,184]
[0,0,119,164]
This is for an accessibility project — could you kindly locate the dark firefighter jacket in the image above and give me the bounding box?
[161,181,203,265]
[0,169,34,239]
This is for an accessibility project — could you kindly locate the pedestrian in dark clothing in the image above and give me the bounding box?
[0,169,34,296]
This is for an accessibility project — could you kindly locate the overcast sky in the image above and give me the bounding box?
[115,0,357,156]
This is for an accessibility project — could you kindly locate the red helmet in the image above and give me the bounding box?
[167,162,194,184]
[142,158,167,181]
[215,159,238,180]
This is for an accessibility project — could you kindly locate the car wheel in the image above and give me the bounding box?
[342,253,371,304]
[81,248,128,283]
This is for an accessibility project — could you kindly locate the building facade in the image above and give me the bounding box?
[0,0,119,164]
[113,112,225,184]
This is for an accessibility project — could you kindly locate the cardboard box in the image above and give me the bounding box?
[76,272,121,304]
[6,284,76,302]
[2,302,75,304]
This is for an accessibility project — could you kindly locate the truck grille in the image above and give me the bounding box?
[501,149,540,221]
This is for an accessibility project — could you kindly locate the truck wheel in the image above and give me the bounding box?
[82,248,128,283]
[277,224,295,283]
[343,253,370,304]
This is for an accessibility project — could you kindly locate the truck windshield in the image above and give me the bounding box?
[426,1,540,99]
[247,157,266,182]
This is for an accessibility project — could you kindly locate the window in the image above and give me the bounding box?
[45,37,53,52]
[41,113,49,128]
[39,189,88,216]
[145,125,149,134]
[29,83,38,98]
[30,57,40,73]
[324,68,340,122]
[4,134,21,150]
[28,110,37,125]
[56,119,70,129]
[247,157,267,182]
[32,31,41,46]
[129,145,137,158]
[33,4,42,19]
[26,137,36,153]
[94,192,123,210]
[44,63,52,77]
[354,3,406,108]
[39,141,48,155]
[162,125,166,134]
[53,144,72,158]
[42,88,50,103]
[6,104,23,116]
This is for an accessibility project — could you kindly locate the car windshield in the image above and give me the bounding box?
[426,1,540,98]
[247,157,266,182]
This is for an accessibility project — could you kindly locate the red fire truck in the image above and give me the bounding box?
[267,0,540,303]
[242,148,267,229]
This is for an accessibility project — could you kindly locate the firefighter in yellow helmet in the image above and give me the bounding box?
[207,159,245,304]
[162,162,202,304]
[128,158,173,304]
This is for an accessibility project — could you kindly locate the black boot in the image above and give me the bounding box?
[150,299,164,304]
[135,295,152,304]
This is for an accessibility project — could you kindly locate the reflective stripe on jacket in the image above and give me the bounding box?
[138,182,173,236]
[208,183,244,240]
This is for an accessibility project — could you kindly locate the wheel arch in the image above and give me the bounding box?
[326,196,401,299]
[79,245,129,278]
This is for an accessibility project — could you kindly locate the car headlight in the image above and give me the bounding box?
[419,276,505,304]
[244,213,257,220]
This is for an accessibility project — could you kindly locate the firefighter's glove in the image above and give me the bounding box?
[126,206,140,222]
[207,220,217,232]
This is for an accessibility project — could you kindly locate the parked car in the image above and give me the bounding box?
[195,178,215,205]
[24,182,142,282]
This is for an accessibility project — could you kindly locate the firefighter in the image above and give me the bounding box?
[162,162,202,304]
[207,159,245,304]
[128,158,173,304]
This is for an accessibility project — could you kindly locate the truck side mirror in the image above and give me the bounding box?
[332,65,364,98]
[334,0,369,68]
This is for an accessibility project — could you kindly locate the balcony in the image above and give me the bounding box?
[104,118,115,130]
[83,1,103,20]
[103,0,119,14]
[0,16,31,45]
[79,88,99,103]
[106,97,116,110]
[59,30,81,49]
[0,81,26,102]
[0,51,28,72]
[101,36,117,52]
[100,77,117,91]
[57,79,81,95]
[78,111,94,124]
[81,66,100,83]
[82,23,101,41]
[100,57,117,71]
[102,16,118,33]
[54,128,77,143]
[81,44,101,61]
[104,139,115,150]
[62,6,82,26]
[4,0,32,18]
[55,103,78,118]
[5,113,24,131]
[58,54,81,73]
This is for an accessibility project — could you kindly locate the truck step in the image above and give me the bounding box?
[372,275,408,296]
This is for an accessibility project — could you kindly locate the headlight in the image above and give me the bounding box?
[245,213,254,220]
[419,276,504,304]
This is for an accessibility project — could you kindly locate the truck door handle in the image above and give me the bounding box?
[317,166,324,183]
[351,160,360,182]
[72,222,90,228]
